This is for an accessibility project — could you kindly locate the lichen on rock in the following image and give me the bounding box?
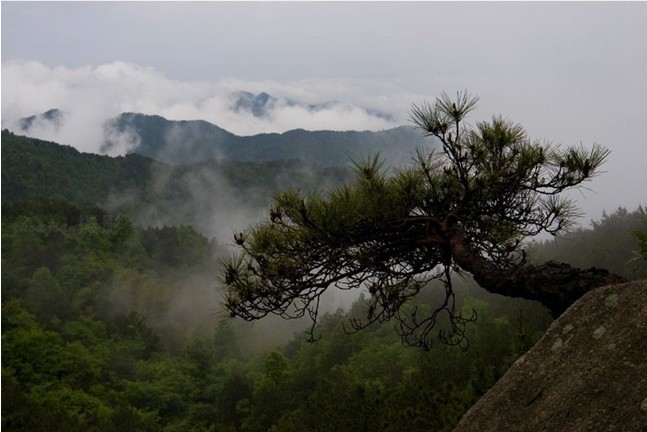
[592,325,606,339]
[562,323,575,335]
[605,293,619,309]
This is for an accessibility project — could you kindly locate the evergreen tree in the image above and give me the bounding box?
[223,91,624,348]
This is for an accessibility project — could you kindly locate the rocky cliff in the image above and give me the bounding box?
[452,279,647,432]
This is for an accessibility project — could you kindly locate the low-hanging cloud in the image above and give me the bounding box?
[3,59,645,223]
[1,60,412,155]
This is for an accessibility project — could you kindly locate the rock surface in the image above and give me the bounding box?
[452,279,647,432]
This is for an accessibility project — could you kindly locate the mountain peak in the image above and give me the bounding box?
[17,108,65,132]
[231,91,277,118]
[229,91,394,122]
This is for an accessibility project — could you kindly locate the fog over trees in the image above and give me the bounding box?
[3,2,646,429]
[2,93,645,431]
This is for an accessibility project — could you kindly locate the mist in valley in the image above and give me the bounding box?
[3,3,646,431]
[96,130,371,354]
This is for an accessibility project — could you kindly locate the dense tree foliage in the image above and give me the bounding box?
[1,197,223,346]
[2,125,643,430]
[2,130,154,208]
[631,220,647,262]
[223,92,622,348]
[2,196,643,431]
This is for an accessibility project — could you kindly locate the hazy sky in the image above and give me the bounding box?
[2,1,646,222]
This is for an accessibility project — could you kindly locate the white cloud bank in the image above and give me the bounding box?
[1,60,410,154]
[2,59,645,221]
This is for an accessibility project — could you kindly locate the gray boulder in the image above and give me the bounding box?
[452,279,647,432]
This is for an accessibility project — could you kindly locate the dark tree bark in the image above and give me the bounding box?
[449,232,627,317]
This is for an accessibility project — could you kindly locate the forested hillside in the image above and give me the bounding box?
[2,130,645,431]
[1,130,353,236]
[2,194,644,431]
[2,130,155,208]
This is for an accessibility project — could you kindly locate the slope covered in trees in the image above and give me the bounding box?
[2,114,645,431]
[2,130,155,208]
[2,196,644,431]
[1,130,353,234]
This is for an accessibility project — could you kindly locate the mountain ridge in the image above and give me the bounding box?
[229,90,394,121]
[103,112,432,166]
[10,90,428,166]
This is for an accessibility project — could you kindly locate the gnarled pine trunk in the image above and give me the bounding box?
[449,233,628,317]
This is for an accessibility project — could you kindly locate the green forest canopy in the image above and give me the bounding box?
[2,99,646,431]
[2,194,644,431]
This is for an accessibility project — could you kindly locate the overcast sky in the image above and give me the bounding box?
[2,1,646,222]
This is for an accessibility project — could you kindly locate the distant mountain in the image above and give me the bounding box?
[104,112,434,166]
[230,91,277,117]
[13,92,434,167]
[16,108,65,132]
[230,91,394,121]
